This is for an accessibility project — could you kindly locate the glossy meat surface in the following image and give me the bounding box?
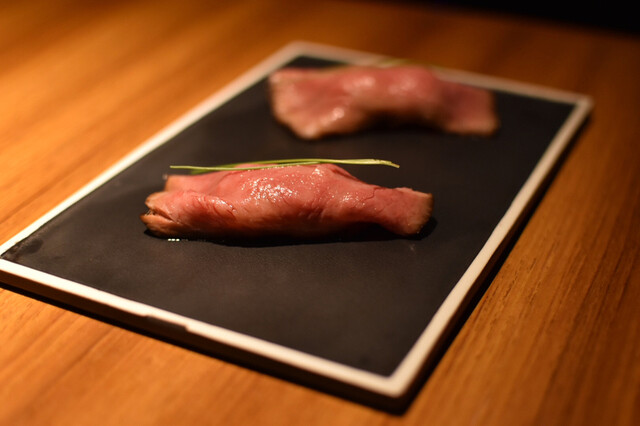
[269,65,499,139]
[141,164,433,239]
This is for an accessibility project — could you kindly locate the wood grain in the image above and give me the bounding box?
[1,0,638,424]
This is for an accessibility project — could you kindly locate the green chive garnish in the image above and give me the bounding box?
[170,158,399,174]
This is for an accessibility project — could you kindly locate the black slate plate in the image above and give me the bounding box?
[0,42,591,412]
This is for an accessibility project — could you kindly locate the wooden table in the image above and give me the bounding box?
[1,1,638,424]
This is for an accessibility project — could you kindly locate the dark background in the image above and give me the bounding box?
[406,0,638,34]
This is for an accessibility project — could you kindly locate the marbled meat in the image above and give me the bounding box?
[268,65,499,139]
[141,164,433,240]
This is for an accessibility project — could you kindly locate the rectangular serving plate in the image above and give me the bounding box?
[0,41,592,411]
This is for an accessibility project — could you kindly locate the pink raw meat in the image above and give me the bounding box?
[141,164,433,239]
[268,65,499,139]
